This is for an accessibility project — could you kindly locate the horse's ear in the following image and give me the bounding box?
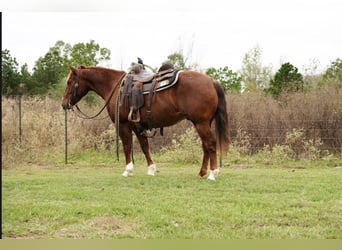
[69,65,77,74]
[79,65,86,69]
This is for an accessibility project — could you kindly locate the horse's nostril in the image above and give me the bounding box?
[61,102,71,110]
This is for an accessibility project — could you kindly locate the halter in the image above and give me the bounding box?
[71,73,79,99]
[66,70,79,109]
[70,69,126,120]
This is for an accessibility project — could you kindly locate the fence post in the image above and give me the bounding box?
[65,109,68,164]
[18,95,22,143]
[17,83,26,144]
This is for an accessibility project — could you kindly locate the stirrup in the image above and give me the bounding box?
[128,107,140,122]
[141,129,157,138]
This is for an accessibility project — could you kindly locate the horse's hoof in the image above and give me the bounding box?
[197,171,207,178]
[122,162,134,177]
[147,164,156,176]
[122,170,133,177]
[207,174,216,181]
[207,169,219,181]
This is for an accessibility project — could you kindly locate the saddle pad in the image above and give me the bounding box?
[142,70,183,94]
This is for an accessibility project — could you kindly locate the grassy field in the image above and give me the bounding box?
[2,153,342,239]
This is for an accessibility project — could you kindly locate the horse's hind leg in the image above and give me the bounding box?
[194,122,218,180]
[133,128,156,176]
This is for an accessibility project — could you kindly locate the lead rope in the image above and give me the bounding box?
[74,76,123,120]
[115,75,127,161]
[115,87,121,162]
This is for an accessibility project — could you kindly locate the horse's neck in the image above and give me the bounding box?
[85,69,124,100]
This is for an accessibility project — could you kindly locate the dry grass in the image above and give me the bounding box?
[227,87,342,154]
[2,96,112,168]
[2,87,342,169]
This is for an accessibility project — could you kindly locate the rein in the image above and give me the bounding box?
[73,72,126,120]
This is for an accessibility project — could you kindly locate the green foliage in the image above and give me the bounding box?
[160,128,202,164]
[284,128,327,160]
[2,40,111,96]
[163,49,199,70]
[231,128,252,155]
[30,41,69,94]
[1,49,22,95]
[19,64,32,92]
[266,62,304,97]
[31,40,111,95]
[323,58,342,81]
[206,66,242,93]
[163,52,187,70]
[69,40,111,66]
[321,58,342,88]
[230,128,328,163]
[240,45,272,92]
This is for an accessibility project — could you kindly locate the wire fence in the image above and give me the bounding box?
[2,94,342,165]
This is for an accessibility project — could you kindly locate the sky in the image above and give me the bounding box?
[2,0,342,74]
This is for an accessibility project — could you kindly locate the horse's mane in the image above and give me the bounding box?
[78,65,124,75]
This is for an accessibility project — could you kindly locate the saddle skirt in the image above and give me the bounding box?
[132,69,182,94]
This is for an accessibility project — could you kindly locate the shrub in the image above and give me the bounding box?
[231,128,252,155]
[2,86,341,169]
[159,127,202,164]
[227,87,342,155]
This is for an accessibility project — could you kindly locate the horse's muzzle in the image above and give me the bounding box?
[61,100,72,110]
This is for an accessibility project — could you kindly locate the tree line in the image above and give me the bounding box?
[2,40,110,96]
[2,41,342,98]
[205,45,342,97]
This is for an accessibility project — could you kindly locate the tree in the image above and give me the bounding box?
[163,45,200,71]
[18,64,32,94]
[1,49,22,95]
[31,41,68,94]
[266,62,304,97]
[69,40,111,66]
[321,58,342,88]
[163,52,187,70]
[30,40,111,95]
[206,66,242,93]
[240,45,272,92]
[2,40,111,96]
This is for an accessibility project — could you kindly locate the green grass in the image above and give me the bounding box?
[2,153,342,239]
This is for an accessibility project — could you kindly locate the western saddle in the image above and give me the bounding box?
[120,63,181,136]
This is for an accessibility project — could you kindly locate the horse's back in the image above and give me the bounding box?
[177,71,218,100]
[171,71,219,122]
[135,70,220,127]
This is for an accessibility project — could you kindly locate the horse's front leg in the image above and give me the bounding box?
[119,122,134,177]
[133,127,156,176]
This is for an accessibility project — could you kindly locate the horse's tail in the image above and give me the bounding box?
[213,80,230,157]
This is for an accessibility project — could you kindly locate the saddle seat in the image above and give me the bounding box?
[128,63,181,94]
[132,70,155,83]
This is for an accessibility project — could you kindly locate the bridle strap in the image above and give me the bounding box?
[72,82,79,98]
[73,72,126,120]
[69,70,79,105]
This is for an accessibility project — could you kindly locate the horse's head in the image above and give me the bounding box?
[61,65,90,110]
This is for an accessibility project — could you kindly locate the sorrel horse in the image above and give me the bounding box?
[61,65,229,180]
